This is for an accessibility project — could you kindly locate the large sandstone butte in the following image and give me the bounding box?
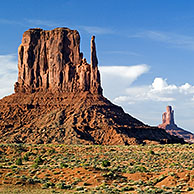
[158,106,194,143]
[15,28,102,95]
[0,28,184,145]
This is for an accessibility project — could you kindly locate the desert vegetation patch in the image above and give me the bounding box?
[0,144,193,193]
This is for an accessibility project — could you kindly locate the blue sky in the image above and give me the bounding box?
[1,0,194,132]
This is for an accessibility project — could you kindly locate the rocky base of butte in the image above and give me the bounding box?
[0,28,184,145]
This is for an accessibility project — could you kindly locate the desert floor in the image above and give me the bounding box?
[0,143,193,193]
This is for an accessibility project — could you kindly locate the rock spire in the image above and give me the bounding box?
[158,106,194,143]
[91,36,98,68]
[161,106,175,126]
[14,28,102,95]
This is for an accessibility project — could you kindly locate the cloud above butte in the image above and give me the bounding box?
[0,54,17,98]
[99,64,149,98]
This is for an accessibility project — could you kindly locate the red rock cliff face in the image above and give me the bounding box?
[14,28,102,94]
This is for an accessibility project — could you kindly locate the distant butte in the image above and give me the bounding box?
[0,27,184,145]
[158,106,194,143]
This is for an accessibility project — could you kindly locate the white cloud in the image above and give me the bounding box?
[130,30,194,50]
[79,25,114,35]
[0,18,114,36]
[179,83,194,94]
[100,64,149,79]
[0,18,23,25]
[24,19,61,28]
[99,64,149,98]
[152,77,168,90]
[0,18,65,28]
[101,50,141,56]
[0,54,17,98]
[114,77,194,103]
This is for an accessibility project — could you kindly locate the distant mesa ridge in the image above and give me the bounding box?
[0,27,184,145]
[158,106,194,143]
[14,27,102,95]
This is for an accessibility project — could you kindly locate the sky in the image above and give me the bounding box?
[0,0,194,133]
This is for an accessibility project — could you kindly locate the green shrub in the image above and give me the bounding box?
[34,156,44,165]
[60,162,68,168]
[76,186,84,191]
[56,183,71,189]
[42,182,55,189]
[63,184,71,189]
[83,182,90,186]
[32,163,39,169]
[102,160,111,167]
[149,150,155,155]
[135,165,147,172]
[121,186,134,191]
[10,165,17,169]
[27,178,35,184]
[23,152,30,161]
[187,187,193,191]
[5,172,12,177]
[15,158,22,165]
[56,182,66,189]
[48,149,56,154]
